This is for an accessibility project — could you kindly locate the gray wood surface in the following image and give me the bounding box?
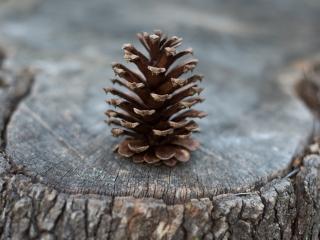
[0,0,320,239]
[1,0,317,202]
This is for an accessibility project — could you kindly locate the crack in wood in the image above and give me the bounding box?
[0,68,34,150]
[20,105,86,161]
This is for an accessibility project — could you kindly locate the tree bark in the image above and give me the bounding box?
[1,151,320,239]
[1,0,320,239]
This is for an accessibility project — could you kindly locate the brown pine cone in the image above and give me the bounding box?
[105,30,206,167]
[296,62,320,120]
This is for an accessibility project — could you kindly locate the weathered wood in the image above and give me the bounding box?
[1,152,320,239]
[0,0,320,239]
[2,0,316,203]
[0,66,34,148]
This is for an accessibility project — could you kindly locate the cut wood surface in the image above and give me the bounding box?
[0,0,320,239]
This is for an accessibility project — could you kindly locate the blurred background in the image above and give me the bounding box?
[1,0,319,144]
[1,0,319,115]
[1,0,319,70]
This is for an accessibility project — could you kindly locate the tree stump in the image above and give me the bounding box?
[1,0,320,239]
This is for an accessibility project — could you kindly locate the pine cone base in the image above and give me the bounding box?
[115,137,200,167]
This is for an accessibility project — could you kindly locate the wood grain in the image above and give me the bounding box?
[2,0,315,203]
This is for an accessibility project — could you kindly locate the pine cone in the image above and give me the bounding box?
[296,63,320,119]
[105,30,206,167]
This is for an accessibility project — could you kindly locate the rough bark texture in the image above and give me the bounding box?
[1,0,320,239]
[1,152,320,239]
